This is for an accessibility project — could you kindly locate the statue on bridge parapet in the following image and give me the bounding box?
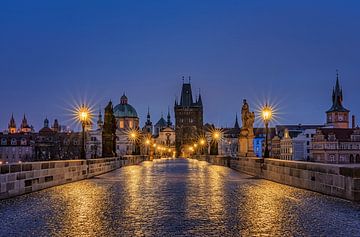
[239,99,255,157]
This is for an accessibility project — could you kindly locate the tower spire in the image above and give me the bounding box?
[234,114,240,129]
[167,106,172,127]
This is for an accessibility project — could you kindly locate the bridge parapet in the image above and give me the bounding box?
[191,155,360,202]
[0,155,149,200]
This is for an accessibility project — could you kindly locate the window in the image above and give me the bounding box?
[1,138,7,145]
[11,138,17,145]
[21,138,27,145]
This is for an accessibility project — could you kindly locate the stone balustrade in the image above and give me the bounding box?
[0,155,148,200]
[191,155,360,202]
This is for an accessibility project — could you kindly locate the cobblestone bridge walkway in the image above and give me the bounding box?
[1,158,360,236]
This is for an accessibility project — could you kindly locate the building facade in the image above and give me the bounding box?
[311,128,360,164]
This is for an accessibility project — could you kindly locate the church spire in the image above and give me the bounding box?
[145,107,152,126]
[8,114,16,133]
[197,89,203,107]
[167,107,172,127]
[234,114,240,129]
[327,70,348,113]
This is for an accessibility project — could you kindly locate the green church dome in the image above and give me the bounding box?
[113,94,138,118]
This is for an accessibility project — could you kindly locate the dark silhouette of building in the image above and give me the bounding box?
[102,101,117,157]
[174,77,203,154]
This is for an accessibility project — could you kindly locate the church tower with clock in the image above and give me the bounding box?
[326,72,350,128]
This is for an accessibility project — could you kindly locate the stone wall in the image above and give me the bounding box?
[0,155,148,200]
[231,157,360,202]
[191,155,360,202]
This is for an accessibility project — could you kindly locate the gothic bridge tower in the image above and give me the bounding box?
[174,77,203,155]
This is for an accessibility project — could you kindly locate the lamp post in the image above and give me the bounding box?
[261,103,273,158]
[128,129,140,155]
[210,129,223,155]
[199,138,206,155]
[77,104,90,160]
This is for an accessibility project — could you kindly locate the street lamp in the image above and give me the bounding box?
[77,104,91,159]
[261,103,273,158]
[209,128,223,155]
[127,128,141,155]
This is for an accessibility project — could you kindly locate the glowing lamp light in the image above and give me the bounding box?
[199,139,206,146]
[261,104,273,122]
[77,104,91,123]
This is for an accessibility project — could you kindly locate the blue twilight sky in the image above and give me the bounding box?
[1,0,360,131]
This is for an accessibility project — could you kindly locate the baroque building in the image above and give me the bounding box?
[174,78,203,154]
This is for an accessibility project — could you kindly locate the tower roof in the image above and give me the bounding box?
[177,77,203,108]
[180,82,194,107]
[326,71,349,113]
[9,114,16,128]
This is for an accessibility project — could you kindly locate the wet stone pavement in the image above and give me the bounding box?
[1,158,360,237]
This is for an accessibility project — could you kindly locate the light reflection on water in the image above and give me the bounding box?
[0,158,360,236]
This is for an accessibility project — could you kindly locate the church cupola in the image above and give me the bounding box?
[120,93,128,105]
[326,71,350,128]
[8,114,17,134]
[44,118,49,128]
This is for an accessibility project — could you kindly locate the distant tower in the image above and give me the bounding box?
[8,114,17,134]
[174,77,204,154]
[44,118,49,128]
[20,114,31,133]
[102,101,117,157]
[52,119,60,132]
[167,107,172,127]
[143,107,153,134]
[234,114,240,129]
[97,109,103,129]
[326,71,350,128]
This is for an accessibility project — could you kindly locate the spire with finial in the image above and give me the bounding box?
[167,106,172,127]
[234,114,240,129]
[197,88,203,107]
[8,114,16,133]
[21,114,28,129]
[145,107,153,126]
[44,117,49,128]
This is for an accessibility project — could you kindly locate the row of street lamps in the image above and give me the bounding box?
[74,102,273,159]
